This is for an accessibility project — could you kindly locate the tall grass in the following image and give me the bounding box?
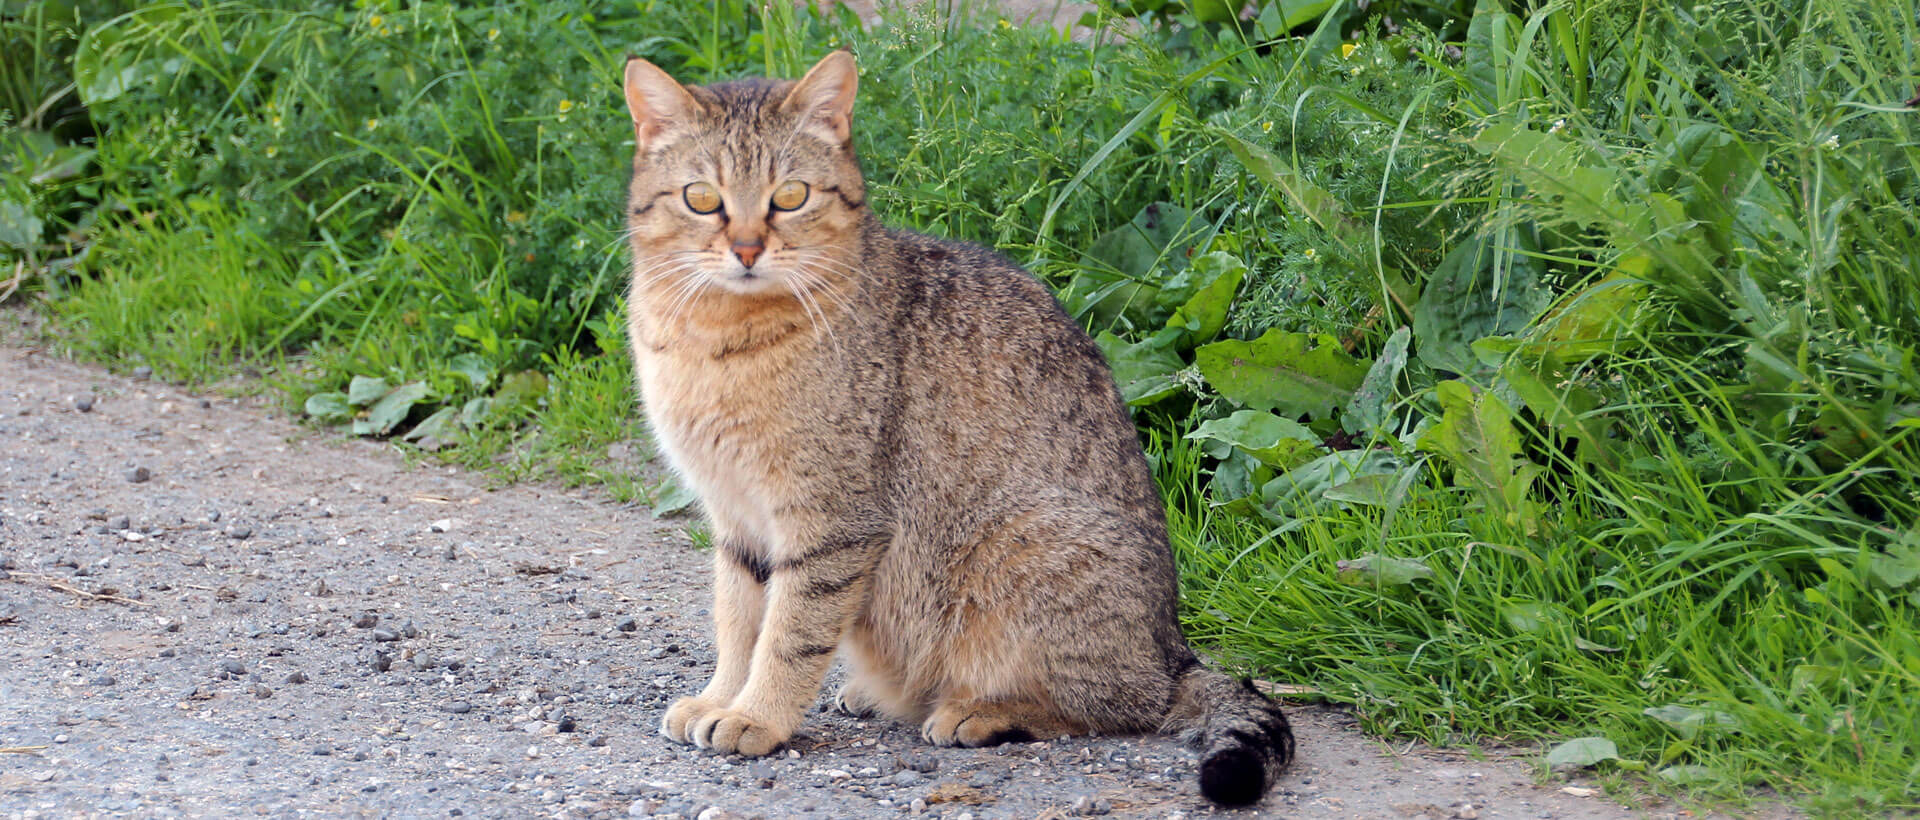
[3,0,1916,811]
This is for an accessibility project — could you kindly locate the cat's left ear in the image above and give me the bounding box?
[782,50,858,146]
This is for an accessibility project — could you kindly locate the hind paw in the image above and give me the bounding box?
[921,702,1044,747]
[834,682,878,718]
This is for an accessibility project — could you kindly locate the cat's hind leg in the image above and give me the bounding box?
[921,697,1078,747]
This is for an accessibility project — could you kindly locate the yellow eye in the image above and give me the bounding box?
[683,182,722,214]
[770,180,809,211]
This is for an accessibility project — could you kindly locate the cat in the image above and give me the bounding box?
[620,50,1294,806]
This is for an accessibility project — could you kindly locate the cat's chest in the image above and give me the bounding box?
[634,346,826,531]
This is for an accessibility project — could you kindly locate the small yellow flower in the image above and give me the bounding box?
[487,28,500,41]
[505,211,528,224]
[1260,121,1273,133]
[1303,248,1318,260]
[997,19,1012,29]
[1349,66,1362,76]
[364,118,380,131]
[265,145,279,158]
[557,99,575,114]
[369,14,384,27]
[1340,43,1358,59]
[270,115,282,128]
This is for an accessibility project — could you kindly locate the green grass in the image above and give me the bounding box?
[4,0,1918,813]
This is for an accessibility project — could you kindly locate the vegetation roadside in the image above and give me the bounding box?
[3,0,1915,814]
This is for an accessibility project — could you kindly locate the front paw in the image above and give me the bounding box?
[661,696,725,744]
[691,707,789,756]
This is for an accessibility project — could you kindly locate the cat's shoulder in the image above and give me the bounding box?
[877,227,1050,299]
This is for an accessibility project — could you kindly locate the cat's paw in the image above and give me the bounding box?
[921,703,1038,748]
[691,707,788,756]
[834,682,878,718]
[661,696,725,744]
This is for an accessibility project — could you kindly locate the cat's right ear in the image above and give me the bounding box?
[623,57,700,149]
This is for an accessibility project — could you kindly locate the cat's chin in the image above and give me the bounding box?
[708,270,792,296]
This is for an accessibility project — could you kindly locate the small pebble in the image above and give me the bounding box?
[74,396,93,412]
[441,701,473,714]
[251,683,273,699]
[217,659,246,678]
[352,613,378,628]
[588,734,610,748]
[89,674,117,687]
[371,627,400,642]
[125,466,151,483]
[226,525,253,540]
[131,365,152,380]
[616,617,638,633]
[284,671,308,685]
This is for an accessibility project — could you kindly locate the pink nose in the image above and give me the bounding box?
[732,242,763,268]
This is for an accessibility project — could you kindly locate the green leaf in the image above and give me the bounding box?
[1867,537,1920,591]
[1320,472,1400,506]
[1496,353,1618,469]
[1195,329,1368,418]
[1216,130,1365,250]
[459,397,493,427]
[1186,410,1320,469]
[1096,329,1187,406]
[1528,272,1649,358]
[1070,202,1197,329]
[1417,380,1541,528]
[347,376,391,406]
[1657,765,1721,785]
[72,7,189,105]
[403,406,462,444]
[27,145,96,186]
[1207,450,1272,516]
[1165,252,1246,346]
[447,353,496,391]
[1413,232,1551,374]
[1502,600,1558,634]
[1259,449,1402,516]
[493,370,550,415]
[0,200,44,250]
[1335,554,1434,587]
[651,478,699,517]
[356,381,430,437]
[303,392,352,423]
[1545,737,1620,769]
[1643,704,1740,739]
[1343,326,1411,434]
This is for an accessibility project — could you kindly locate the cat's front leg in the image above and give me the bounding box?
[662,539,767,743]
[688,530,883,756]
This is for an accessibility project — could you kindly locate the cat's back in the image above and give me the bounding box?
[866,228,1163,520]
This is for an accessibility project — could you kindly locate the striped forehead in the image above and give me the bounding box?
[695,78,800,184]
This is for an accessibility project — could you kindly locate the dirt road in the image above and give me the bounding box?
[0,321,1768,818]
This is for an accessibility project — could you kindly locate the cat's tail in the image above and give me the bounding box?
[1167,658,1296,806]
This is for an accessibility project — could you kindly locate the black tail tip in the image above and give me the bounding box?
[1198,746,1266,806]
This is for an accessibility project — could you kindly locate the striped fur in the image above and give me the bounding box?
[621,51,1295,803]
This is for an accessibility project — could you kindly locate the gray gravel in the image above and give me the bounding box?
[0,315,1792,819]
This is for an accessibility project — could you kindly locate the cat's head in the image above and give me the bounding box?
[622,51,866,300]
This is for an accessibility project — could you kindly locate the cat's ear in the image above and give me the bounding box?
[781,50,858,146]
[623,57,700,149]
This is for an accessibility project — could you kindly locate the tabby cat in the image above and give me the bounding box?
[621,50,1294,805]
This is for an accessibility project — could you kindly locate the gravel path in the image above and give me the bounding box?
[0,320,1782,819]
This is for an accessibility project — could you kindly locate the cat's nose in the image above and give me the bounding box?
[731,241,764,268]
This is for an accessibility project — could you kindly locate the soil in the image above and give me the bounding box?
[0,314,1793,819]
